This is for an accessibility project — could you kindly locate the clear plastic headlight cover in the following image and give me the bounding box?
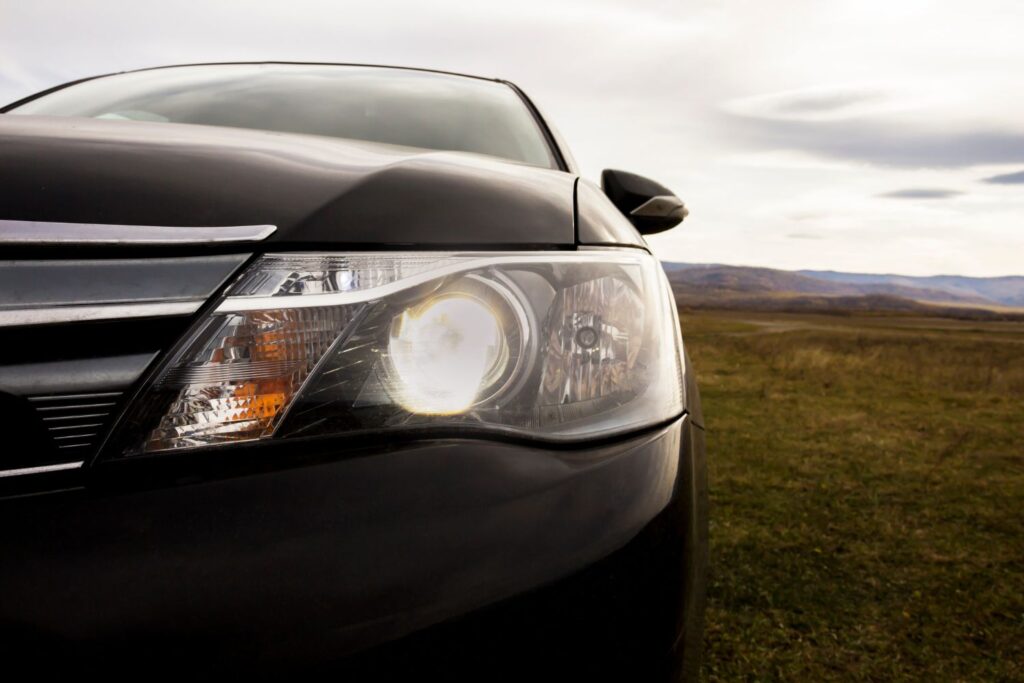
[114,251,684,454]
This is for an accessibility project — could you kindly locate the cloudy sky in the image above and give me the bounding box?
[2,0,1022,276]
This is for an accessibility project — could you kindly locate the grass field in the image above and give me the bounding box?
[680,310,1024,681]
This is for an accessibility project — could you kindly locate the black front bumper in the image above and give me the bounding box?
[0,414,706,680]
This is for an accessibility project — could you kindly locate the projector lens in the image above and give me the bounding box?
[387,294,506,414]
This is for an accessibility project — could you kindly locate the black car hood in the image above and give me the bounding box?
[0,116,576,247]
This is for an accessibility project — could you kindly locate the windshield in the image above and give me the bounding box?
[7,64,558,168]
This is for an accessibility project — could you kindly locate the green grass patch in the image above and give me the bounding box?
[685,311,1024,681]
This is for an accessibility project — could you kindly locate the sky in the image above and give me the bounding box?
[1,0,1022,277]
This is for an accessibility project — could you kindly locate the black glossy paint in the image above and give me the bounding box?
[0,415,705,680]
[0,353,156,396]
[603,169,687,234]
[576,177,648,247]
[0,254,247,308]
[0,63,705,681]
[0,116,576,248]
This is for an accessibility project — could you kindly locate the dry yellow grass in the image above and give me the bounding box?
[683,310,1024,681]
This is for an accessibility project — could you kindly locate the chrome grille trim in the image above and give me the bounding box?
[47,423,104,431]
[0,461,84,478]
[34,402,118,411]
[28,390,124,455]
[41,412,112,422]
[0,220,276,245]
[28,392,123,402]
[0,300,204,327]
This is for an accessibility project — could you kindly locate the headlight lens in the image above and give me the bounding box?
[114,250,684,455]
[387,292,508,415]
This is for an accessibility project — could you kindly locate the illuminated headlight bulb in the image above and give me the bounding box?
[388,294,508,414]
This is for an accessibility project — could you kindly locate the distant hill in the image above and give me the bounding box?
[662,262,1024,320]
[797,270,1024,307]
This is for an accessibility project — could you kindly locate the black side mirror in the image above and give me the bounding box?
[602,169,688,234]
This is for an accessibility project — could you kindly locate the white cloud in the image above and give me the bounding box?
[1,0,1022,276]
[720,83,941,123]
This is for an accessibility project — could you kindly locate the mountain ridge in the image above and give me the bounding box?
[662,262,1024,307]
[661,262,1024,320]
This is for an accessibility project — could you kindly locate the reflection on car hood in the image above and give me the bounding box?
[0,116,575,246]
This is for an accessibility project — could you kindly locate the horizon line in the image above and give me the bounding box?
[658,260,1024,280]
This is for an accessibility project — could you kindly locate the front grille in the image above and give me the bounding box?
[27,391,123,457]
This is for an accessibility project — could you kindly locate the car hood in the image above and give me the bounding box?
[0,116,576,247]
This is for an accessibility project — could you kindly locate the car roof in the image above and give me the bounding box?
[114,61,504,85]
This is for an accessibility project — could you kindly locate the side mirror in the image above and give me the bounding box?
[601,169,688,234]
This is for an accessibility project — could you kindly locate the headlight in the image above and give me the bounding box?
[386,284,519,415]
[112,250,684,455]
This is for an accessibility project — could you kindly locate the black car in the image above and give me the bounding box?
[0,63,707,681]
